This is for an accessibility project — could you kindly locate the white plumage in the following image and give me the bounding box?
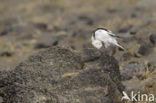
[91,28,125,51]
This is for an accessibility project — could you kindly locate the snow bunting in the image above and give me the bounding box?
[91,28,125,52]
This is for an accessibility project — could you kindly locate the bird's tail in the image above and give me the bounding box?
[116,43,125,51]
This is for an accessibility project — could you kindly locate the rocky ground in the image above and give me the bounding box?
[0,0,156,103]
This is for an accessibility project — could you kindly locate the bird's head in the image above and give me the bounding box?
[93,28,108,36]
[92,40,103,49]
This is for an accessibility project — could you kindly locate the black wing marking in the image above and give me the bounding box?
[96,28,109,32]
[108,31,121,38]
[92,32,95,39]
[109,33,120,38]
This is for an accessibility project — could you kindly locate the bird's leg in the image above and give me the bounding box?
[100,48,109,55]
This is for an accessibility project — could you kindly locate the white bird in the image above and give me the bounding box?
[91,28,125,52]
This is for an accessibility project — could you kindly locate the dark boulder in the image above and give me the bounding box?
[0,47,124,103]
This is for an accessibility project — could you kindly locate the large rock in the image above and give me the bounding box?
[0,47,124,103]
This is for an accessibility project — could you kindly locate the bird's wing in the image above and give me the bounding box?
[108,31,120,38]
[115,43,125,51]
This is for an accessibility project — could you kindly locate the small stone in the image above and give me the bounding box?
[78,15,94,25]
[34,22,47,30]
[107,8,118,13]
[34,43,50,49]
[134,52,142,58]
[34,22,53,31]
[0,22,13,36]
[138,42,152,56]
[131,13,137,18]
[130,30,137,35]
[118,25,133,33]
[120,52,133,61]
[72,31,77,37]
[52,39,59,46]
[149,34,156,45]
[0,51,13,57]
